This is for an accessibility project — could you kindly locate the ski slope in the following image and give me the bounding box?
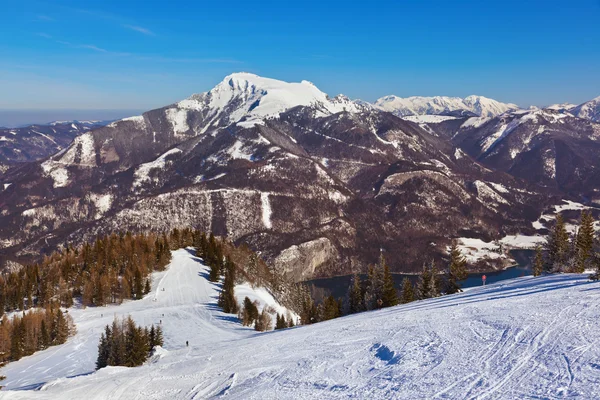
[2,250,600,399]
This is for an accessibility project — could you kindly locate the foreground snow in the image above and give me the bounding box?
[2,251,600,399]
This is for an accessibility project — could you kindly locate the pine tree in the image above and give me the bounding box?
[575,210,595,273]
[96,332,109,370]
[275,314,287,329]
[428,260,440,298]
[218,257,238,314]
[144,279,151,295]
[417,264,431,299]
[364,264,384,310]
[39,319,50,349]
[51,310,70,345]
[381,263,399,308]
[242,297,259,326]
[546,213,570,272]
[400,277,415,304]
[533,246,544,277]
[10,319,24,361]
[322,295,341,320]
[446,242,468,294]
[346,273,364,314]
[154,325,164,347]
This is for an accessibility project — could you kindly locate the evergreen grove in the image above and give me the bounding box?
[96,316,163,369]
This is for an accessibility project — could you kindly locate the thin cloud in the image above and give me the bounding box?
[78,44,109,53]
[123,24,155,36]
[134,55,242,64]
[36,32,239,63]
[36,15,55,22]
[62,6,157,37]
[54,39,111,54]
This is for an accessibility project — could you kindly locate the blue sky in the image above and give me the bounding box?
[1,0,599,112]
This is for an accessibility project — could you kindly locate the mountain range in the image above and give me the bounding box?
[1,73,599,279]
[0,120,110,174]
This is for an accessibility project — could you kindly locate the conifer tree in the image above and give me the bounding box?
[39,319,50,350]
[381,263,399,307]
[96,332,109,370]
[322,295,341,320]
[417,264,431,299]
[575,210,595,273]
[428,260,440,298]
[446,242,468,294]
[400,277,415,304]
[218,257,238,314]
[546,213,570,272]
[10,319,24,361]
[242,297,259,326]
[154,325,164,347]
[346,273,364,314]
[533,246,544,277]
[275,314,287,329]
[364,263,384,310]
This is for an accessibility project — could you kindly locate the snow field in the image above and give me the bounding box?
[0,252,599,398]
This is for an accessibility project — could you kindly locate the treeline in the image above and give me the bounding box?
[534,210,600,279]
[0,307,76,363]
[287,243,468,326]
[0,231,174,314]
[96,316,163,369]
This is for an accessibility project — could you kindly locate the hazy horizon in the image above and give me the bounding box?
[0,109,144,128]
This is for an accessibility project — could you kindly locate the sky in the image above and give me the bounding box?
[1,0,599,119]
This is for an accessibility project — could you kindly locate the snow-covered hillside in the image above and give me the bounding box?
[375,94,520,117]
[2,250,600,399]
[0,248,294,392]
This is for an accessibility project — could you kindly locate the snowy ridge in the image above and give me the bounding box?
[1,250,599,398]
[572,95,600,122]
[375,94,520,117]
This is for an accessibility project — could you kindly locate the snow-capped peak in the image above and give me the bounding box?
[374,94,520,118]
[177,72,364,129]
[571,95,600,123]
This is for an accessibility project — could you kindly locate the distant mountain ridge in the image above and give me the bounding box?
[0,120,110,174]
[374,95,521,118]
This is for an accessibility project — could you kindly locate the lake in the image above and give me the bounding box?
[304,249,535,302]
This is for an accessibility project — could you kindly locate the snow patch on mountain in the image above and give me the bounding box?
[87,193,113,220]
[59,133,96,166]
[133,148,182,188]
[461,116,491,129]
[166,109,189,135]
[227,140,254,160]
[260,192,272,229]
[41,161,69,187]
[109,115,145,128]
[402,115,458,123]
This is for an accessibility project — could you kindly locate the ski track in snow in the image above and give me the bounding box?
[2,250,600,399]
